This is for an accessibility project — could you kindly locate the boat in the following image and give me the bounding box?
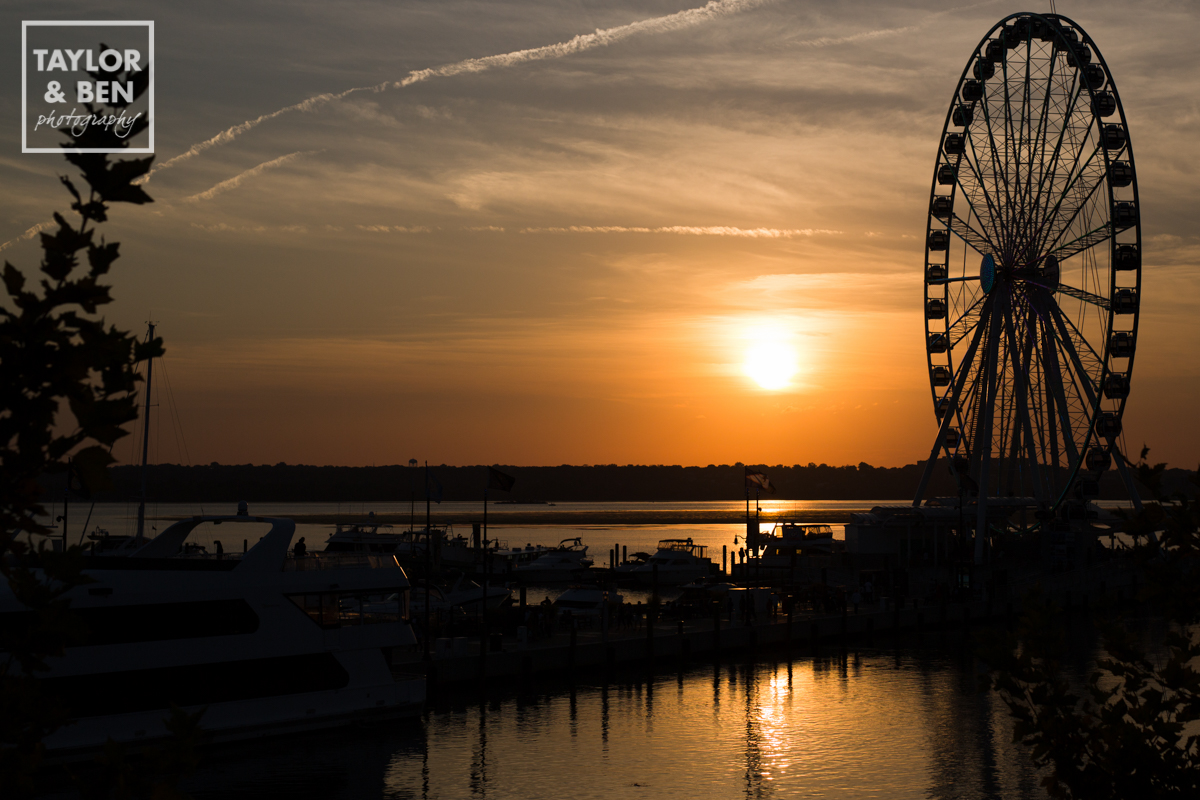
[324,520,476,573]
[613,551,651,576]
[734,522,840,582]
[473,542,554,578]
[626,539,714,585]
[8,514,425,756]
[410,573,511,615]
[759,522,837,557]
[512,537,593,583]
[553,585,623,623]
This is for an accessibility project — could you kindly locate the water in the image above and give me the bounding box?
[43,500,874,561]
[182,645,1051,799]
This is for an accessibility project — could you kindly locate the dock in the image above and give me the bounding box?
[394,560,1139,690]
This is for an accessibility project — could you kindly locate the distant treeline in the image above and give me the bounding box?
[37,461,1190,503]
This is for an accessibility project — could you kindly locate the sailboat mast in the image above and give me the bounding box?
[135,322,155,541]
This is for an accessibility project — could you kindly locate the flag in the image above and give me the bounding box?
[745,467,776,494]
[425,469,443,504]
[488,466,516,492]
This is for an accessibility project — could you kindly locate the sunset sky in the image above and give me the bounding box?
[2,0,1197,469]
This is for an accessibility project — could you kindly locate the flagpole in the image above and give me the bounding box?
[423,460,431,662]
[62,457,70,552]
[483,486,489,552]
[745,479,751,579]
[755,487,761,584]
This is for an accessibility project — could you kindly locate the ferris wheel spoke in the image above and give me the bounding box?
[947,293,986,346]
[948,213,998,255]
[956,146,1007,245]
[1026,44,1056,230]
[1045,221,1114,262]
[979,76,1014,240]
[1053,283,1111,311]
[1050,302,1106,376]
[1034,134,1106,255]
[1031,63,1088,237]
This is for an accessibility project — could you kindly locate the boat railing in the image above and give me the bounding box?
[769,523,834,538]
[284,553,401,571]
[656,539,707,558]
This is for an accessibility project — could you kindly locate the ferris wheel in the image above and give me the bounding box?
[912,13,1143,556]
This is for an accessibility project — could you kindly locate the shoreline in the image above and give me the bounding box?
[159,510,864,526]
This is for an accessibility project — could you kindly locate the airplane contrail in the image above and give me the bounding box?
[521,226,842,237]
[141,0,774,181]
[0,220,53,253]
[184,150,319,202]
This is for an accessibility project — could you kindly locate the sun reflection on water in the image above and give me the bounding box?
[378,652,1046,799]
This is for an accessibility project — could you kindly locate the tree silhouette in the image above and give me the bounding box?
[0,53,170,795]
[983,449,1199,799]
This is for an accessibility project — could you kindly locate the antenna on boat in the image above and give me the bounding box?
[135,321,156,542]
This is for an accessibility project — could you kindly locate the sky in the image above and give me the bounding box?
[1,0,1197,470]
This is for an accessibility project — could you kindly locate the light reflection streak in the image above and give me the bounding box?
[363,649,1057,799]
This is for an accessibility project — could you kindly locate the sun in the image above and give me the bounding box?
[744,339,798,390]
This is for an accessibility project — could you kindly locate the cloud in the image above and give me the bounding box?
[356,225,433,233]
[140,0,775,181]
[518,225,841,237]
[183,151,319,202]
[0,219,53,253]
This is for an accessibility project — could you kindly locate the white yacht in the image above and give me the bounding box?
[627,539,714,585]
[410,574,511,616]
[758,522,836,558]
[5,514,424,757]
[512,537,593,583]
[553,586,623,622]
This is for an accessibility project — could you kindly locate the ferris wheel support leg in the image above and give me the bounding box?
[913,440,947,507]
[1108,437,1158,547]
[1110,439,1144,513]
[973,300,1004,566]
[914,304,992,507]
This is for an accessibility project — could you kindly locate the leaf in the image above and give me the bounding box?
[38,213,92,281]
[87,239,120,276]
[59,175,81,206]
[3,261,27,296]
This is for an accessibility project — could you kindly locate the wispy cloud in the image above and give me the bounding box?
[785,0,999,49]
[0,219,53,253]
[519,226,842,237]
[356,225,433,233]
[183,151,319,202]
[141,0,774,181]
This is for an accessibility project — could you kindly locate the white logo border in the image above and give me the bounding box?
[21,20,155,154]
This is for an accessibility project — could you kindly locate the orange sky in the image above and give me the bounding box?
[3,1,1197,469]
